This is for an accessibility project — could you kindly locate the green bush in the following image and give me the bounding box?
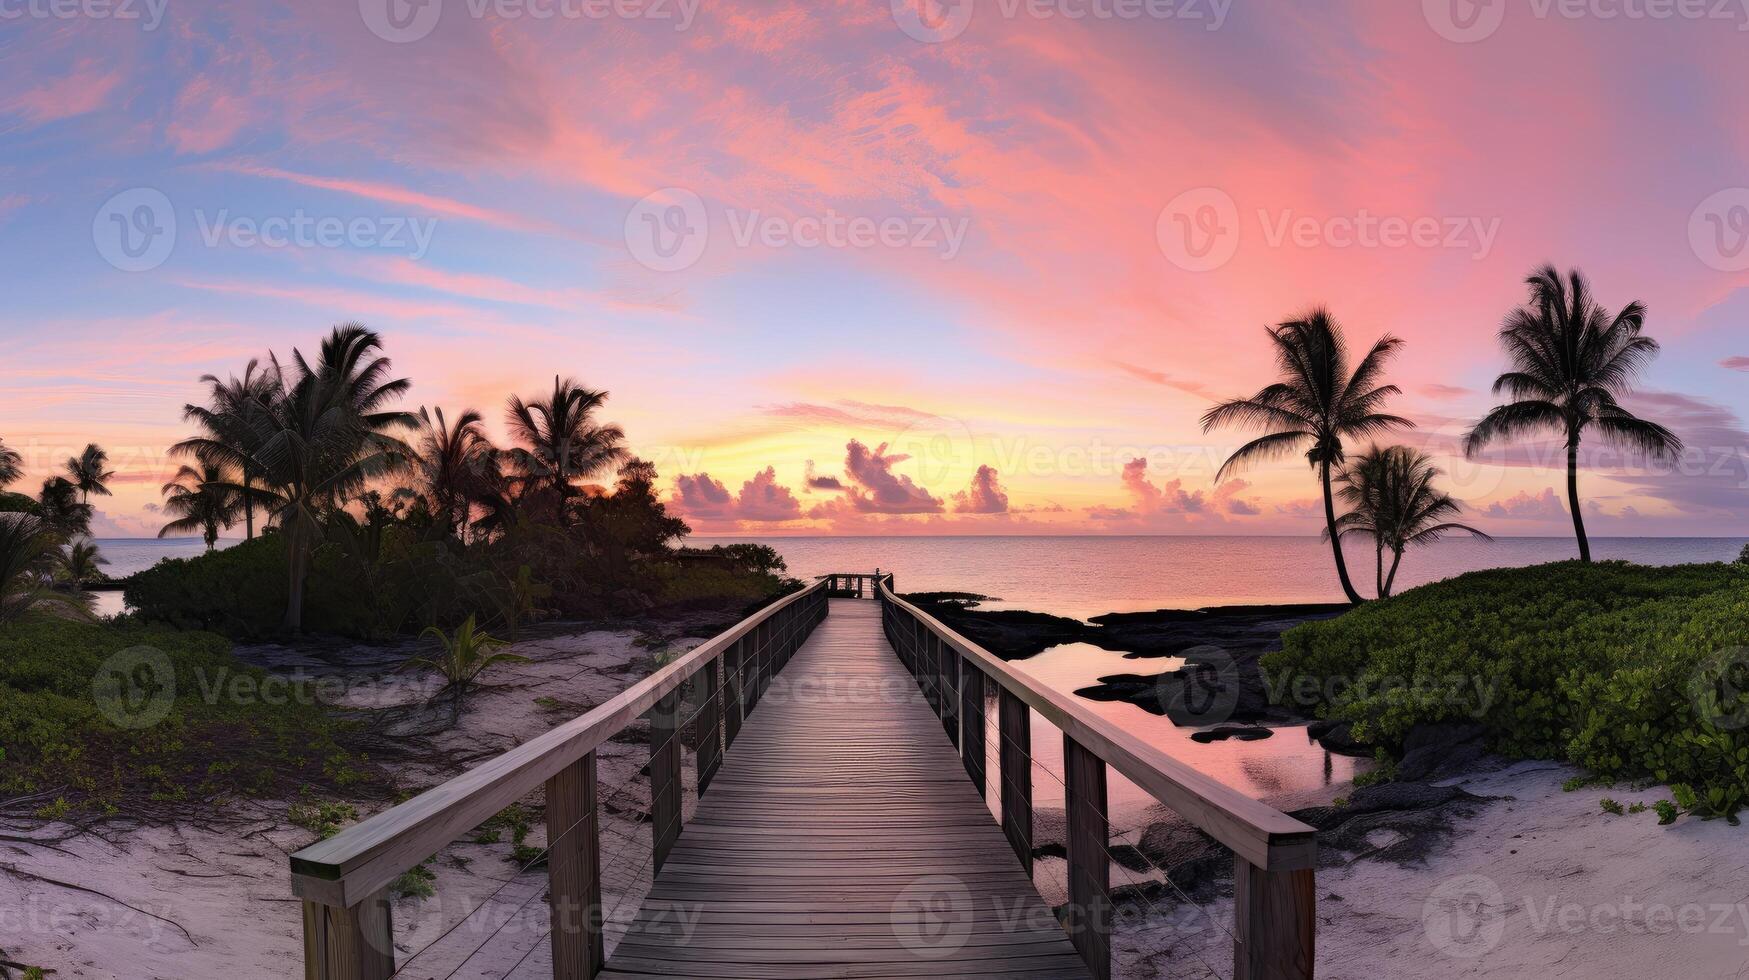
[0,615,366,813]
[123,535,292,637]
[1265,561,1749,819]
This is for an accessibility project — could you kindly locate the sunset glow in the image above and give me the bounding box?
[5,1,1748,536]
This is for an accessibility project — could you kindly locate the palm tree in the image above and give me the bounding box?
[412,406,499,536]
[1464,266,1682,562]
[1202,310,1412,604]
[59,538,109,590]
[159,462,243,550]
[37,477,93,539]
[1335,446,1490,598]
[505,377,628,508]
[64,444,114,504]
[181,359,279,540]
[0,436,22,491]
[0,513,86,623]
[180,325,413,630]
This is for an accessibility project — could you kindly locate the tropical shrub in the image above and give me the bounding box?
[1265,561,1749,818]
[405,614,526,705]
[0,616,366,813]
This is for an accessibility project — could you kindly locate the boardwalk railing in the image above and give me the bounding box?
[875,574,1319,980]
[288,579,829,980]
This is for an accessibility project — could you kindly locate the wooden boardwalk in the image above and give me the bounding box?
[600,599,1090,979]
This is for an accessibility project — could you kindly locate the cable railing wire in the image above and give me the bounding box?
[397,600,822,978]
[882,597,1240,980]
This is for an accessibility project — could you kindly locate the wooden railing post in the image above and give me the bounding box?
[1064,736,1112,980]
[1234,860,1316,980]
[301,891,393,980]
[960,659,985,797]
[724,638,745,749]
[546,752,603,979]
[650,688,682,872]
[998,686,1032,873]
[941,637,960,748]
[696,658,722,793]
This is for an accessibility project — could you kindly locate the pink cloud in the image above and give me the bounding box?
[1723,357,1749,372]
[809,440,943,517]
[216,164,558,235]
[952,465,1009,514]
[1484,488,1569,521]
[0,62,121,124]
[671,467,802,524]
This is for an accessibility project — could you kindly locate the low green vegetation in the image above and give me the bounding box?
[1266,560,1749,820]
[0,616,370,815]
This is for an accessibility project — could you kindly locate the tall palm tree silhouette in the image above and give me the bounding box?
[1203,310,1411,604]
[1465,266,1682,562]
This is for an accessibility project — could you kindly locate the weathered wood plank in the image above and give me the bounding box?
[602,599,1085,977]
[1063,736,1111,980]
[301,889,392,980]
[650,687,682,873]
[1234,858,1316,980]
[999,685,1033,874]
[696,658,722,793]
[961,659,987,797]
[546,753,603,979]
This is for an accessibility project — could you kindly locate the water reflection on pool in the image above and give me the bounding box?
[981,642,1360,828]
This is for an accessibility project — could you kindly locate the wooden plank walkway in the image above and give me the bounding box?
[601,599,1090,979]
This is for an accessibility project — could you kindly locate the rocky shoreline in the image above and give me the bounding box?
[907,592,1349,728]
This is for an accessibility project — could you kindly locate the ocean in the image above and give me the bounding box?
[693,534,1749,620]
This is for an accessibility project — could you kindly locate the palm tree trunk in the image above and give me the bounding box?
[1375,542,1384,599]
[1322,459,1365,604]
[1567,438,1592,563]
[282,520,307,632]
[244,472,255,540]
[1384,548,1404,597]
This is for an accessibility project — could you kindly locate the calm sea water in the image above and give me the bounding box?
[696,535,1749,620]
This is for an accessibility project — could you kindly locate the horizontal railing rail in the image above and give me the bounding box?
[875,574,1317,980]
[289,578,830,980]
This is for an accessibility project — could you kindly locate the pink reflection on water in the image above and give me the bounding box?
[982,642,1359,830]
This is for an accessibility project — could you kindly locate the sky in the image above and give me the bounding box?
[2,0,1748,538]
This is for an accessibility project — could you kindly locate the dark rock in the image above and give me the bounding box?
[1395,722,1488,781]
[1135,816,1229,898]
[908,601,1093,659]
[1289,781,1493,864]
[1306,719,1370,756]
[1189,725,1273,744]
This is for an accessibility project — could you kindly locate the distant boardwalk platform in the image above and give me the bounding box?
[600,599,1089,978]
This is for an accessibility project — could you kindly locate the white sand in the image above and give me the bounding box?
[9,635,1749,979]
[1118,760,1749,979]
[0,626,704,980]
